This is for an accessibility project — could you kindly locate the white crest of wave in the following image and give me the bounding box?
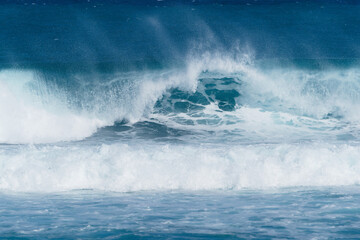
[0,70,107,144]
[0,143,359,192]
[0,53,250,144]
[2,52,360,144]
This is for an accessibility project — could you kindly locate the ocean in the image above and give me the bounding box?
[1,0,360,238]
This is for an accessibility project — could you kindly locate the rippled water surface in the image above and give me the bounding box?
[1,188,360,239]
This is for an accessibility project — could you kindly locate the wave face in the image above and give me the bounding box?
[1,1,360,192]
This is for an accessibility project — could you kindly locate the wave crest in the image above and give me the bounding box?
[2,53,360,144]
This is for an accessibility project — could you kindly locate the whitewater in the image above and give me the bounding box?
[2,58,360,191]
[1,0,360,238]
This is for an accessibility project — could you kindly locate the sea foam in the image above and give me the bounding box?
[0,142,359,192]
[0,70,107,144]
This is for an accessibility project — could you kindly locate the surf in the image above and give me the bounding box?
[1,142,360,192]
[2,53,360,144]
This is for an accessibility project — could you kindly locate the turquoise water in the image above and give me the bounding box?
[2,0,360,238]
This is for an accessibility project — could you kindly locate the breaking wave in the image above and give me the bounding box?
[2,53,360,144]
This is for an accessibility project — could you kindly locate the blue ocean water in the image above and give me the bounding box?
[2,188,360,239]
[1,0,360,238]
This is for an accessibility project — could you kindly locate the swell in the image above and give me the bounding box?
[2,1,360,66]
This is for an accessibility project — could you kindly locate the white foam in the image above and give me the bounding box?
[1,142,360,192]
[150,104,347,143]
[0,70,107,144]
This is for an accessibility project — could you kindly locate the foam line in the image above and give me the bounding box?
[1,142,359,192]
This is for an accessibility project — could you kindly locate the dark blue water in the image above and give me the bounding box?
[2,0,360,68]
[2,1,360,238]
